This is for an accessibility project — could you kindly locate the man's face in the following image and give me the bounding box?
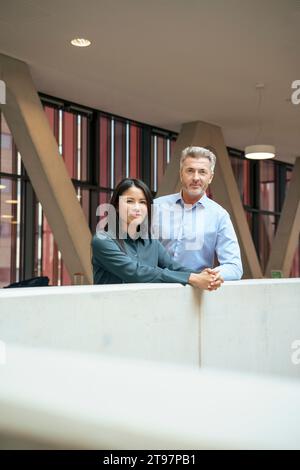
[180,156,213,199]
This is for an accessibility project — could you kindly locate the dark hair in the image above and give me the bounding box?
[105,178,153,246]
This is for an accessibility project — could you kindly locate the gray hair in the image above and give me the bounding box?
[180,146,216,173]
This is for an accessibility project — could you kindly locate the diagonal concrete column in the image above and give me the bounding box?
[0,53,92,284]
[157,121,263,279]
[266,157,300,277]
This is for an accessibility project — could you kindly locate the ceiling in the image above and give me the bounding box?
[0,0,300,163]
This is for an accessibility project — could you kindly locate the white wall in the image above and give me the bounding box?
[0,279,300,377]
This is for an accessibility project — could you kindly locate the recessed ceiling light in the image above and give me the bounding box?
[71,38,91,47]
[1,214,14,219]
[5,199,19,204]
[0,185,6,190]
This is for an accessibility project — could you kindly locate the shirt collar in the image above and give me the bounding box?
[116,227,146,244]
[175,191,208,208]
[126,233,146,244]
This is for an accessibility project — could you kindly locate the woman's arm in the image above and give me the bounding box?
[157,241,223,290]
[157,241,191,272]
[92,233,191,285]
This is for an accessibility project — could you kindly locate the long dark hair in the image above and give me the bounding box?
[104,178,153,246]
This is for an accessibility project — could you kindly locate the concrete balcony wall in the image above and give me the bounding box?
[0,284,201,366]
[200,279,300,379]
[0,279,299,378]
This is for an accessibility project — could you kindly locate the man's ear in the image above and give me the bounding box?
[209,172,214,184]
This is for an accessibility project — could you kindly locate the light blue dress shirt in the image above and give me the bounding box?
[153,192,243,281]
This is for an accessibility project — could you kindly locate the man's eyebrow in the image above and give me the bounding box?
[186,167,207,170]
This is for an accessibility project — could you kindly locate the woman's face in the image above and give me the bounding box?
[118,185,148,229]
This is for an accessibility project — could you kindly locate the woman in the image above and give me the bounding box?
[92,178,221,290]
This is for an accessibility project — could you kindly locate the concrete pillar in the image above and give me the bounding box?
[0,53,92,284]
[157,121,263,279]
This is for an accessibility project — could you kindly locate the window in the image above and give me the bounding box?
[0,96,299,285]
[228,149,298,275]
[0,113,24,287]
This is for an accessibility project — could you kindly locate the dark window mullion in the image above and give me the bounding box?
[141,127,152,189]
[22,179,35,280]
[89,112,99,232]
[250,161,260,254]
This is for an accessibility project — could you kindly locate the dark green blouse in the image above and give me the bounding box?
[92,231,192,285]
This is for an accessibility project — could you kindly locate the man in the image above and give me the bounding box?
[154,146,243,288]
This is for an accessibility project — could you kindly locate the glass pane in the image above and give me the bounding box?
[99,116,111,188]
[62,111,76,179]
[151,135,157,192]
[260,160,275,212]
[96,191,112,233]
[0,112,19,175]
[41,214,58,285]
[157,136,167,190]
[0,178,22,286]
[99,191,111,206]
[80,116,88,181]
[170,139,176,161]
[114,120,126,186]
[34,202,75,286]
[231,157,251,205]
[150,135,170,192]
[259,214,276,272]
[129,124,141,179]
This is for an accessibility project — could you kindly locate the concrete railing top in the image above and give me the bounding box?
[0,278,299,299]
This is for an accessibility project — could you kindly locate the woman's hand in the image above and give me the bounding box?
[204,268,224,291]
[188,268,224,291]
